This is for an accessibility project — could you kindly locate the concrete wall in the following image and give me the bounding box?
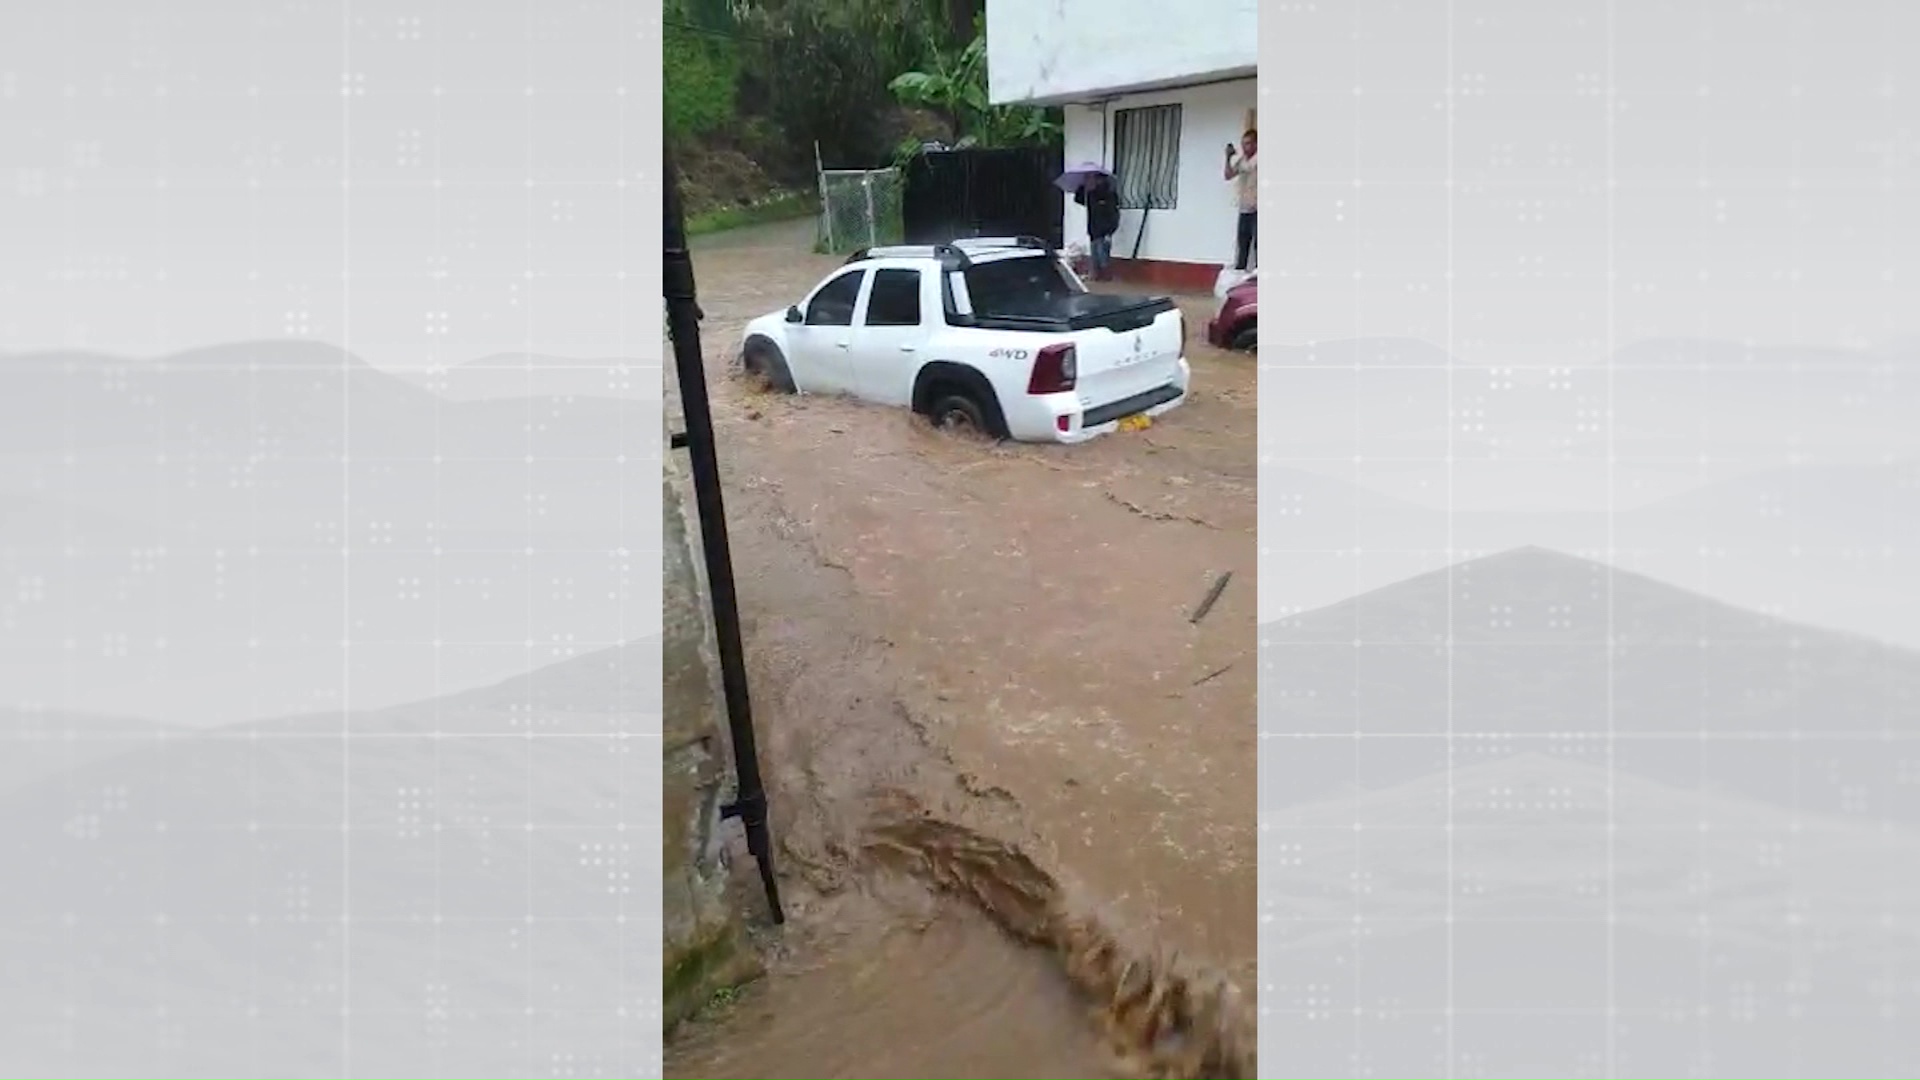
[1060,79,1259,269]
[985,0,1256,106]
[661,451,760,1031]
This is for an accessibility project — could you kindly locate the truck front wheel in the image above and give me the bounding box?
[742,338,797,393]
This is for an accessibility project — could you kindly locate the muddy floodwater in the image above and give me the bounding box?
[665,220,1257,1079]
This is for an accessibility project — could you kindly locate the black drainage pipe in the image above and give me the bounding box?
[663,143,784,926]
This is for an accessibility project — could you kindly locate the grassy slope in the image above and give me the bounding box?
[685,190,819,237]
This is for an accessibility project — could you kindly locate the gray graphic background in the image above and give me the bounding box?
[1260,2,1920,1077]
[1,2,664,1076]
[7,0,1920,1077]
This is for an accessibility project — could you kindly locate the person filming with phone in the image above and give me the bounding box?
[1223,129,1258,271]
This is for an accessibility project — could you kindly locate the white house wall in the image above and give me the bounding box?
[1061,80,1256,269]
[985,0,1256,106]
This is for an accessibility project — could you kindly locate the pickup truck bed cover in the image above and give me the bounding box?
[961,291,1177,334]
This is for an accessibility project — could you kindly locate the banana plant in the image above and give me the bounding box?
[888,33,1059,150]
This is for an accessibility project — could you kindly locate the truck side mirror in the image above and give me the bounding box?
[785,305,803,324]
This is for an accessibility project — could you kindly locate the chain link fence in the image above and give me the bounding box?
[815,168,903,255]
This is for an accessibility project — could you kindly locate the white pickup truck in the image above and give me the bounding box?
[738,237,1191,443]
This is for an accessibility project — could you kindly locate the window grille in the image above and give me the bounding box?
[1112,104,1182,211]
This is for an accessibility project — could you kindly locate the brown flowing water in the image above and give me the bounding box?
[866,812,1255,1078]
[665,220,1258,1079]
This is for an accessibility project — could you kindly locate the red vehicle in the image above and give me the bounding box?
[1206,273,1257,352]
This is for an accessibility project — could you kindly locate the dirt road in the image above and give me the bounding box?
[666,219,1257,1078]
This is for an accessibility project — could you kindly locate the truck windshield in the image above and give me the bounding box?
[961,255,1083,314]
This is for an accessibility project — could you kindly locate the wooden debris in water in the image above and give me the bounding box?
[1189,571,1232,624]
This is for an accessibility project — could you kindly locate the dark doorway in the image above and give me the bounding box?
[901,145,1066,249]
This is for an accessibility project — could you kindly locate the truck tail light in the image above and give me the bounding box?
[1028,343,1077,394]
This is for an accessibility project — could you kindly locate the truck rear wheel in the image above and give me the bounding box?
[929,390,989,434]
[912,365,1008,439]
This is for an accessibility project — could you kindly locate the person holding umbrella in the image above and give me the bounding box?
[1076,173,1122,281]
[1057,163,1122,281]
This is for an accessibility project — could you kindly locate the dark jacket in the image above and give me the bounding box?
[1075,182,1122,241]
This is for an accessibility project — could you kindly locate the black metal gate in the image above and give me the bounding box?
[901,145,1065,249]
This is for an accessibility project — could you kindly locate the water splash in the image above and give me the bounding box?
[866,808,1255,1080]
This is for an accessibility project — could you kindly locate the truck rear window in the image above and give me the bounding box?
[961,255,1082,314]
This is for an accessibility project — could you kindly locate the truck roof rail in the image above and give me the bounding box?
[931,243,973,270]
[951,235,1050,252]
[844,241,994,270]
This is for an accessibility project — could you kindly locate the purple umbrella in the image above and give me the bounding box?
[1053,161,1114,193]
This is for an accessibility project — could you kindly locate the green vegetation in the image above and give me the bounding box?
[663,2,739,142]
[664,921,752,1033]
[686,191,820,237]
[887,27,1062,163]
[665,0,1062,228]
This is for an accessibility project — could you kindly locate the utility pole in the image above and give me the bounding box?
[663,141,785,926]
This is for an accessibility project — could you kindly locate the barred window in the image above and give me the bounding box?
[1112,104,1182,211]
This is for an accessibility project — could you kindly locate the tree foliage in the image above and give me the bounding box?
[733,0,935,176]
[662,0,739,140]
[887,32,1062,149]
[664,0,1059,185]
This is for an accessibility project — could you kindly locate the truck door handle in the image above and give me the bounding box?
[835,340,850,350]
[899,344,917,353]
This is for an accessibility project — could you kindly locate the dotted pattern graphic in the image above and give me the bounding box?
[1256,3,1920,1077]
[0,2,666,1077]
